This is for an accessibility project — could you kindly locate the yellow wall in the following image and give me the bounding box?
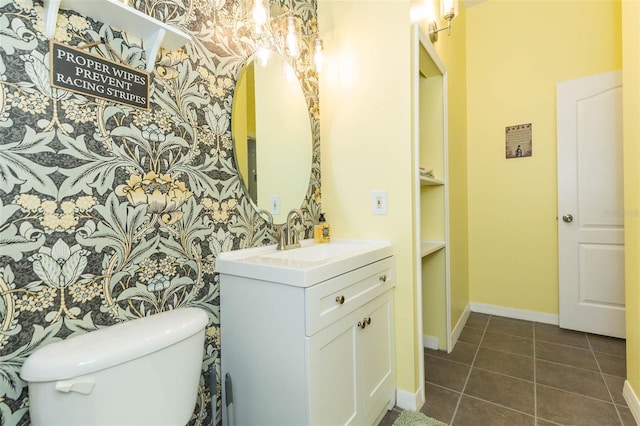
[319,0,421,395]
[232,67,250,181]
[623,0,640,405]
[319,0,637,412]
[466,0,621,314]
[319,0,471,396]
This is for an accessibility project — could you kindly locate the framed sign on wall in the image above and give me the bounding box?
[505,123,532,159]
[50,41,150,109]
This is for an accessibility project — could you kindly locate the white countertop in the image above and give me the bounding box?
[215,238,393,287]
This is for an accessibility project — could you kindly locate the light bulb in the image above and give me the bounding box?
[285,16,299,58]
[253,0,267,34]
[441,0,457,21]
[313,37,324,72]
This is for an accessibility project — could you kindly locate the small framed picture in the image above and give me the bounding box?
[505,123,532,159]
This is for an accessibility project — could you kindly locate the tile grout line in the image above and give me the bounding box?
[459,393,551,423]
[423,318,626,426]
[586,334,625,425]
[449,315,490,425]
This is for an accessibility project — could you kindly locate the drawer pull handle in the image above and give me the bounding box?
[335,295,345,304]
[379,275,387,282]
[357,317,372,329]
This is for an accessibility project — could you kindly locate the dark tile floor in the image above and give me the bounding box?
[379,312,636,426]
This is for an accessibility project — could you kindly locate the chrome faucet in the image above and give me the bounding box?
[257,209,273,224]
[277,208,303,250]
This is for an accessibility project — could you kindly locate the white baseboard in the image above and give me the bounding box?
[470,302,558,325]
[624,380,640,424]
[423,335,439,350]
[451,303,471,348]
[396,386,425,411]
[426,303,552,354]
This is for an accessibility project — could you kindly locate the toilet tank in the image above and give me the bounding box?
[21,307,209,426]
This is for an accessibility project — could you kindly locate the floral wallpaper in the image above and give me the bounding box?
[0,0,320,424]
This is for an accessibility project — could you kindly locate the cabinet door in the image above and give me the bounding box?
[307,320,358,425]
[358,292,395,423]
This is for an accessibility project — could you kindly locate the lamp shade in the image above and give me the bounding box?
[441,0,458,21]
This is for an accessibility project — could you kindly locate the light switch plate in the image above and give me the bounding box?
[270,195,281,214]
[372,190,387,215]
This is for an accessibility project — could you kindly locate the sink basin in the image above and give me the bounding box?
[261,241,376,262]
[216,238,393,287]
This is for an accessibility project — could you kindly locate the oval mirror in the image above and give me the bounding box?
[232,52,313,224]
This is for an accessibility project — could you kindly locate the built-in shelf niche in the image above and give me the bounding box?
[420,176,445,186]
[413,22,450,353]
[420,240,446,257]
[44,0,191,72]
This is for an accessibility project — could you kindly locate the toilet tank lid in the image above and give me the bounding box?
[20,308,209,382]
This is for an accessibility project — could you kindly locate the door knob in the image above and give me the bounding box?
[562,214,574,223]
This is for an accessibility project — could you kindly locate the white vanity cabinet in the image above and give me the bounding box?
[308,288,394,425]
[217,239,395,426]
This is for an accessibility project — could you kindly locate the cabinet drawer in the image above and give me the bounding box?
[305,257,394,336]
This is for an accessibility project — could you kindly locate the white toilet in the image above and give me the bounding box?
[20,307,209,426]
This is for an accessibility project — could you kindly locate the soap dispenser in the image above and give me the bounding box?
[314,213,330,243]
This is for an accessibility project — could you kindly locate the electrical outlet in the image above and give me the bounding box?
[270,195,281,214]
[372,190,387,215]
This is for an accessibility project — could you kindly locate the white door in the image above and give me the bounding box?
[557,70,624,339]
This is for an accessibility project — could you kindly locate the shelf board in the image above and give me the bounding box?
[420,175,445,186]
[44,0,191,72]
[420,240,446,257]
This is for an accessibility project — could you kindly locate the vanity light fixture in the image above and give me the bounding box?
[249,0,324,71]
[252,0,268,34]
[428,0,458,43]
[285,16,300,58]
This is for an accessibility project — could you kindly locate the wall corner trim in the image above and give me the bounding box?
[424,304,471,354]
[451,303,471,349]
[624,380,640,424]
[469,302,558,325]
[423,335,439,350]
[396,387,425,412]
